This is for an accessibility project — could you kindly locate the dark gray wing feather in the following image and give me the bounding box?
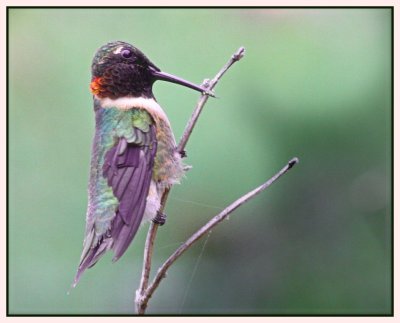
[103,125,157,261]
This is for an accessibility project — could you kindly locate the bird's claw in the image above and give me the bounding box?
[179,150,187,158]
[153,211,167,226]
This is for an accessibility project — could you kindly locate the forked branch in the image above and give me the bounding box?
[135,47,298,314]
[136,47,245,314]
[137,158,298,313]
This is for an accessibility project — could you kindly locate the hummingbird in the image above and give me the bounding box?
[73,41,212,287]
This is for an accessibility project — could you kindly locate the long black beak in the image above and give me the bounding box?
[149,66,215,97]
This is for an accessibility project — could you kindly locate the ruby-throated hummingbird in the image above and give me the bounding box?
[73,41,212,287]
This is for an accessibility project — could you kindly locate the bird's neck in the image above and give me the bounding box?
[96,95,170,126]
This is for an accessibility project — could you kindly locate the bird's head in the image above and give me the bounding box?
[90,41,212,99]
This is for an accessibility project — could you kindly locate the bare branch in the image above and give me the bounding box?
[138,158,299,312]
[135,222,158,309]
[135,47,246,314]
[177,46,245,152]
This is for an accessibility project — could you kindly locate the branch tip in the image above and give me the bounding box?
[287,157,299,169]
[233,47,246,61]
[202,78,211,87]
[136,45,299,314]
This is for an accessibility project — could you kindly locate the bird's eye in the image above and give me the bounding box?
[121,49,133,59]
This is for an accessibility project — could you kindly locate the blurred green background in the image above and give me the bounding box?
[8,8,392,315]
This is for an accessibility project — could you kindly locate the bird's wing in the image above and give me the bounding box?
[74,109,157,286]
[103,123,157,260]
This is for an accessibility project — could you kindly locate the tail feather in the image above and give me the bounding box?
[72,237,113,288]
[71,205,145,288]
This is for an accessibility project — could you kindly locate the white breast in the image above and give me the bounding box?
[98,96,170,126]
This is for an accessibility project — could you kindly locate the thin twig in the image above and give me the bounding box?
[136,223,158,298]
[177,46,245,152]
[139,158,299,313]
[136,187,170,312]
[135,47,245,314]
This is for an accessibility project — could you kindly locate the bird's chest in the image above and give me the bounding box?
[152,117,185,186]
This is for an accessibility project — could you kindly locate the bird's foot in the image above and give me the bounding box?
[179,150,187,158]
[153,211,167,226]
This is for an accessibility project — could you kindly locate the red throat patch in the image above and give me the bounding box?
[90,77,103,95]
